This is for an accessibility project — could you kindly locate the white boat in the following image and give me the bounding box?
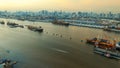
[94,47,120,59]
[116,42,120,50]
[104,24,120,33]
[70,23,104,29]
[109,29,120,32]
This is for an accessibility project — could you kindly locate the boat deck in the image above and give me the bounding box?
[94,47,120,59]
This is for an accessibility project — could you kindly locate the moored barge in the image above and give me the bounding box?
[52,20,69,26]
[27,25,43,32]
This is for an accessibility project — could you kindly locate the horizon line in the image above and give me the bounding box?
[0,10,119,14]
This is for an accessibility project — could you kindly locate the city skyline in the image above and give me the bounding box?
[0,0,120,13]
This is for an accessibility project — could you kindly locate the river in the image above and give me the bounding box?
[0,18,120,68]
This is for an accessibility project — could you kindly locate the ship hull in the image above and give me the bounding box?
[94,47,120,59]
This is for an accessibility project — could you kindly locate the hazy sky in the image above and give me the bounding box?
[0,0,120,13]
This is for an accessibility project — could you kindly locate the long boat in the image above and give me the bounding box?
[94,47,120,59]
[70,23,104,29]
[104,24,120,33]
[104,28,120,33]
[7,22,24,28]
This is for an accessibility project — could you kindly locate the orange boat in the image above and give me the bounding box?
[86,38,116,49]
[93,40,120,59]
[95,39,116,49]
[87,37,120,59]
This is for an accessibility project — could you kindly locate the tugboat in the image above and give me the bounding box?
[52,20,69,26]
[27,25,43,32]
[86,37,98,45]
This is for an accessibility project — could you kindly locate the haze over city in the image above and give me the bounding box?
[0,0,120,13]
